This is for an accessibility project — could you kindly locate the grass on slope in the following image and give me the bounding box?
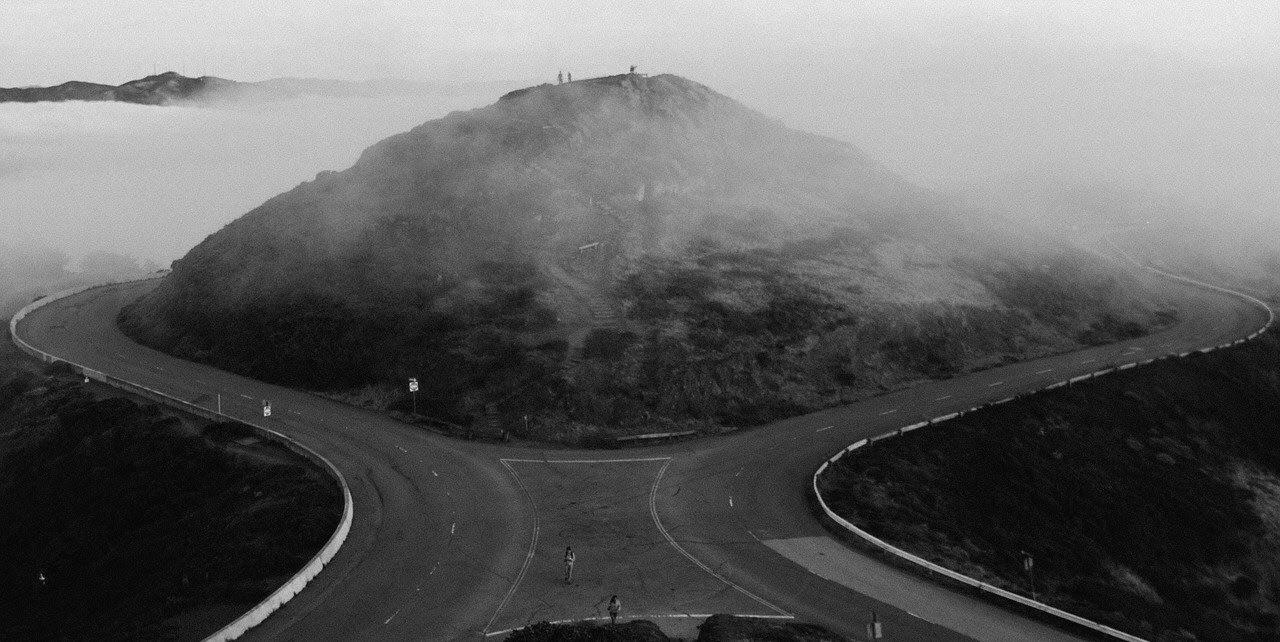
[818,330,1280,642]
[0,344,341,641]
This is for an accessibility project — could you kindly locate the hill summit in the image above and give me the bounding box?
[122,73,1170,440]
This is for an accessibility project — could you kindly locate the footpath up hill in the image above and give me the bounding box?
[122,73,1173,442]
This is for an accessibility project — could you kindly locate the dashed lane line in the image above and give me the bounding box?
[987,381,1004,387]
[815,426,833,433]
[935,395,951,401]
[878,409,897,415]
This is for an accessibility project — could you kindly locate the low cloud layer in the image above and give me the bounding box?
[0,93,492,264]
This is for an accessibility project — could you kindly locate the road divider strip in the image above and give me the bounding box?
[10,279,354,642]
[812,268,1273,642]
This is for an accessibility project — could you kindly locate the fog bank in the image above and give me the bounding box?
[0,92,498,264]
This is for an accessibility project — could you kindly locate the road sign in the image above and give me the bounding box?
[409,378,418,392]
[263,401,272,417]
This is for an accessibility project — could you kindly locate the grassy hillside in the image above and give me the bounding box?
[819,329,1280,642]
[0,342,340,641]
[119,74,1176,443]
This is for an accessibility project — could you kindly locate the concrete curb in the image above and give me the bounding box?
[812,268,1274,642]
[9,278,355,642]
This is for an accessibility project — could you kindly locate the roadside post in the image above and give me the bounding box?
[866,610,882,640]
[409,377,418,416]
[1022,551,1036,600]
[263,400,271,418]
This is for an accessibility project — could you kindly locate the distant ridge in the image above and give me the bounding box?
[0,72,519,105]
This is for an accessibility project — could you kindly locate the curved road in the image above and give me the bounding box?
[15,260,1268,641]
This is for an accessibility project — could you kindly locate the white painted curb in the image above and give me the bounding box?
[813,268,1273,642]
[9,279,354,642]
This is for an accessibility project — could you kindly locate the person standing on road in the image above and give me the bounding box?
[564,546,575,584]
[607,595,621,624]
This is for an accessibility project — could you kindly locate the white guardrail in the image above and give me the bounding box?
[8,279,355,642]
[813,267,1275,642]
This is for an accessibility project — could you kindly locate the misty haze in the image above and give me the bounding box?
[3,4,1280,642]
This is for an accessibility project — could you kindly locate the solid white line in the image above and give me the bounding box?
[483,461,540,634]
[879,409,897,415]
[816,425,833,432]
[649,459,790,616]
[501,457,670,464]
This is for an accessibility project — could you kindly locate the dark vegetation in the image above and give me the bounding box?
[819,329,1280,642]
[118,74,1173,444]
[0,346,341,641]
[505,615,849,641]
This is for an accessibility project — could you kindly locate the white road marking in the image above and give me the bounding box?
[1035,368,1054,374]
[878,409,897,415]
[815,425,833,432]
[729,497,734,508]
[649,459,791,616]
[935,395,951,400]
[432,470,438,477]
[734,467,745,476]
[384,610,399,625]
[483,461,540,634]
[1080,358,1096,363]
[451,523,456,534]
[987,381,1004,387]
[395,445,408,453]
[238,393,253,399]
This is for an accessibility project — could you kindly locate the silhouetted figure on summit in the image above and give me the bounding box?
[567,72,572,82]
[629,65,636,74]
[557,71,563,84]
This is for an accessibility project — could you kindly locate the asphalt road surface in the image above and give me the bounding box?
[15,263,1267,641]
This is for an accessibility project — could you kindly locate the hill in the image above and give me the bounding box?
[0,71,497,105]
[120,73,1174,441]
[819,329,1280,642]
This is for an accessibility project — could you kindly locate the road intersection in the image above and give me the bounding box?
[15,264,1268,641]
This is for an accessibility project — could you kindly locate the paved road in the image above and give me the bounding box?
[15,263,1267,641]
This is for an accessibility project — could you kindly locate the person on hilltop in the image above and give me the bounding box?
[563,546,575,584]
[557,71,563,84]
[607,594,621,624]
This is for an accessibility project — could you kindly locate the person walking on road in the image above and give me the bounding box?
[607,595,621,624]
[564,546,575,584]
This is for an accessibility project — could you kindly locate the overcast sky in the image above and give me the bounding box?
[3,1,1278,262]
